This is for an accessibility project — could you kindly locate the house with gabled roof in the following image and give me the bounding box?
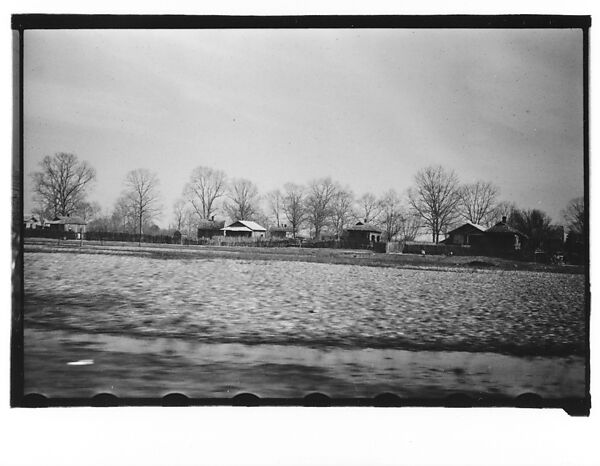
[441,222,486,246]
[45,215,87,239]
[469,216,528,257]
[345,221,382,247]
[46,215,87,232]
[197,217,226,239]
[269,224,294,239]
[484,216,528,252]
[221,220,267,238]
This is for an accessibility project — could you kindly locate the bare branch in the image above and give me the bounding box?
[561,196,585,234]
[225,178,260,221]
[282,183,306,238]
[458,181,500,226]
[408,166,461,243]
[30,152,96,217]
[183,166,227,219]
[357,193,382,224]
[305,177,339,239]
[121,169,162,239]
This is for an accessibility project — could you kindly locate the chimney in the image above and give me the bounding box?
[501,216,507,223]
[364,218,367,223]
[211,215,215,221]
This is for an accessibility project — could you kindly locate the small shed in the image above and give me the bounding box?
[221,220,267,238]
[441,222,486,246]
[270,224,294,239]
[345,221,382,247]
[197,218,226,239]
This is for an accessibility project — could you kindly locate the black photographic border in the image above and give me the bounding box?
[11,14,591,415]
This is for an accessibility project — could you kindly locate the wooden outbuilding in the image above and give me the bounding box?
[345,221,382,248]
[269,225,294,239]
[197,218,226,239]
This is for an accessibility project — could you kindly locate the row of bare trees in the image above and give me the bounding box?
[30,153,586,245]
[257,179,423,241]
[408,166,504,243]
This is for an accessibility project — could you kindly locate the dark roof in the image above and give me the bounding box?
[446,222,486,235]
[270,226,293,232]
[49,215,86,225]
[197,219,225,229]
[440,222,486,244]
[346,221,382,234]
[486,220,528,238]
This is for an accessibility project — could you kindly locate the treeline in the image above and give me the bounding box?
[29,153,585,251]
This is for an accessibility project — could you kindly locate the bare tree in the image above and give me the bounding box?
[489,200,517,227]
[408,166,461,244]
[74,201,102,223]
[87,214,112,233]
[331,189,356,239]
[225,178,260,221]
[306,177,339,239]
[458,181,499,226]
[122,169,162,243]
[282,183,306,238]
[378,190,404,241]
[266,189,284,227]
[184,166,227,219]
[182,207,199,238]
[562,196,585,234]
[173,199,187,232]
[111,195,137,233]
[397,211,421,242]
[357,192,382,224]
[31,152,96,217]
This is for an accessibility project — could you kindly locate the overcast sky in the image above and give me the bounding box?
[23,28,584,227]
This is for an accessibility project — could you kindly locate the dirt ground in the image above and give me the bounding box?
[24,250,586,356]
[21,243,588,400]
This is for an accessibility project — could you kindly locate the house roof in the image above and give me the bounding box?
[445,222,486,235]
[221,226,253,232]
[24,215,39,222]
[222,220,267,232]
[270,226,293,232]
[197,219,225,229]
[346,221,382,234]
[486,220,528,238]
[48,215,87,225]
[464,222,486,231]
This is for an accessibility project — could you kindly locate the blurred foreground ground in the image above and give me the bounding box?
[22,242,587,399]
[25,328,585,398]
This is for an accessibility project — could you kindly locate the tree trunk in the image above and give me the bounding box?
[138,212,142,247]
